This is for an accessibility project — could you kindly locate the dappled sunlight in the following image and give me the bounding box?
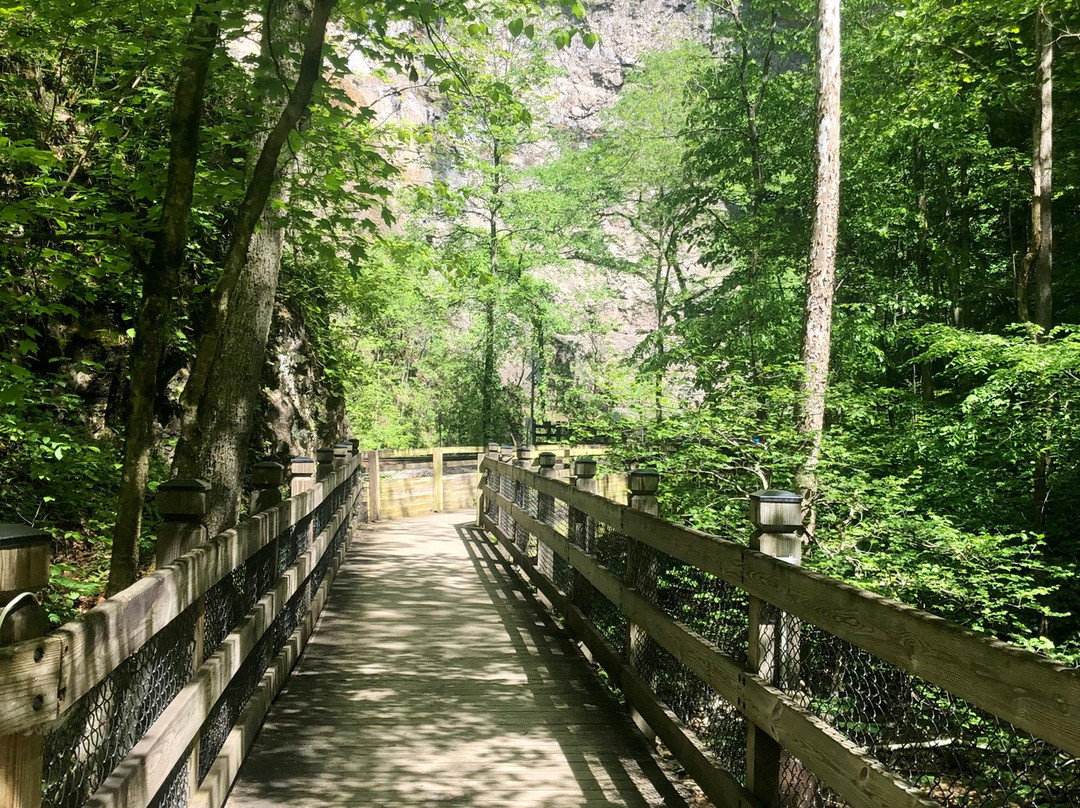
[224,512,687,808]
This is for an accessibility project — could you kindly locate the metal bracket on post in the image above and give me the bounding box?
[746,487,804,806]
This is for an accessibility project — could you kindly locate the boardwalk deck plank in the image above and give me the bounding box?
[225,512,690,808]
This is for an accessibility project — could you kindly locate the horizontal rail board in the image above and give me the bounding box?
[481,459,1080,758]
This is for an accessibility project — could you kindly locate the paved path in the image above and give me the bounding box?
[225,512,690,808]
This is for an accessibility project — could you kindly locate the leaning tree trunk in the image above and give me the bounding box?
[173,0,335,533]
[794,0,841,536]
[108,6,220,595]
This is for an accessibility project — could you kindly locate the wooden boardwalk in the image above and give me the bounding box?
[225,511,691,808]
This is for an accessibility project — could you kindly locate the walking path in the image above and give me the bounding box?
[225,511,690,808]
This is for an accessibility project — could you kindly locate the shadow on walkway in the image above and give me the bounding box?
[223,511,691,808]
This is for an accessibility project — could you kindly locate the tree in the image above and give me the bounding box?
[170,0,338,535]
[108,4,221,594]
[794,0,841,532]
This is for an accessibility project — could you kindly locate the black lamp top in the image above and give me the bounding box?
[0,524,50,550]
[159,478,211,493]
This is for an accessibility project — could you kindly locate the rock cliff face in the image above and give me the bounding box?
[545,0,711,132]
[260,303,350,461]
[346,0,709,411]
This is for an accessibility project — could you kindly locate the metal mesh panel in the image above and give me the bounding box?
[202,540,277,658]
[311,494,334,542]
[592,520,629,581]
[575,576,627,652]
[280,513,312,575]
[43,604,199,808]
[652,640,747,778]
[198,629,273,781]
[774,623,1080,807]
[513,477,529,552]
[656,553,748,663]
[147,756,190,808]
[483,469,499,523]
[198,541,323,782]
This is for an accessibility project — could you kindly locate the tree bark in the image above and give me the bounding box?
[794,0,841,532]
[173,0,336,523]
[175,0,336,484]
[108,5,220,595]
[1019,4,1053,334]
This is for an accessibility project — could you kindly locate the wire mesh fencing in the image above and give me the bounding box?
[478,457,1080,808]
[41,457,365,808]
[43,604,199,808]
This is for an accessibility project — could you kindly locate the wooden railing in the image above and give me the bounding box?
[363,444,610,520]
[0,448,364,808]
[479,455,1080,808]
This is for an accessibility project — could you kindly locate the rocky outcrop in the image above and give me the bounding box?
[260,303,350,461]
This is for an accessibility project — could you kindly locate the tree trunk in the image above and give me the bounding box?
[913,139,933,402]
[794,0,841,533]
[170,1,313,536]
[1019,3,1053,334]
[481,139,501,443]
[176,0,336,476]
[108,5,220,595]
[173,0,336,524]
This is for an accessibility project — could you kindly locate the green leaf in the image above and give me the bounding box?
[509,17,523,37]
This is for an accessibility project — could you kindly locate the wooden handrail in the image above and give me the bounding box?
[479,457,1080,808]
[0,454,362,738]
[481,457,1080,758]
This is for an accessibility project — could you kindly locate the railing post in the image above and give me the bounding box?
[155,478,210,799]
[0,526,51,808]
[366,450,381,522]
[348,438,360,457]
[155,479,211,567]
[746,488,803,807]
[290,456,316,497]
[250,460,284,515]
[626,469,660,740]
[333,442,351,470]
[315,447,335,482]
[433,447,444,513]
[569,457,597,620]
[478,443,500,526]
[536,452,557,578]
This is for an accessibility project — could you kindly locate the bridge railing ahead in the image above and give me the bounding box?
[0,449,364,808]
[479,455,1080,808]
